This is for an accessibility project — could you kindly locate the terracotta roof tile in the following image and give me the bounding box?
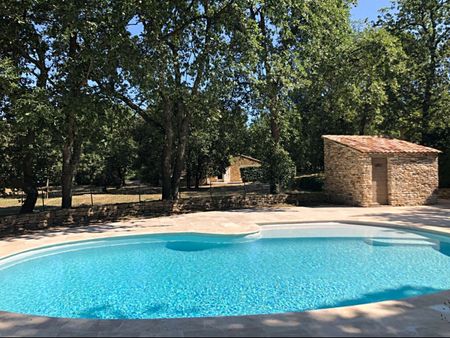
[322,135,441,154]
[235,154,262,163]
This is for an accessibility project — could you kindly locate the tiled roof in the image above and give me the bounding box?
[236,154,262,163]
[322,135,441,154]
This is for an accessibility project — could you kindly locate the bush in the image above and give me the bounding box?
[240,167,264,183]
[262,144,296,193]
[293,174,324,191]
[439,155,450,188]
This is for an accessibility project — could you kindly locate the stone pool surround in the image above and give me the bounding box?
[1,203,450,337]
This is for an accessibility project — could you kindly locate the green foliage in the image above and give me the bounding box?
[261,143,296,192]
[0,58,60,192]
[76,106,138,188]
[132,122,163,186]
[378,0,450,185]
[293,174,325,192]
[186,102,250,187]
[0,0,449,209]
[240,167,264,183]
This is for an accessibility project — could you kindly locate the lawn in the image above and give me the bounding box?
[0,182,270,216]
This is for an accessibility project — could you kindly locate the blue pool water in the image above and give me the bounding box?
[0,223,450,319]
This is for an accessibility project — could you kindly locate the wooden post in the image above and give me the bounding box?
[41,188,45,211]
[209,179,213,199]
[45,178,49,199]
[138,183,142,203]
[90,188,94,206]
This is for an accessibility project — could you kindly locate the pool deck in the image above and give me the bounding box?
[1,201,450,337]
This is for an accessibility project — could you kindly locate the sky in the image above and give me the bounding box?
[351,0,392,22]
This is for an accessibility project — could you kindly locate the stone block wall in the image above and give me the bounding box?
[387,154,439,206]
[324,138,440,207]
[0,192,328,237]
[228,156,262,183]
[228,165,242,182]
[324,139,372,206]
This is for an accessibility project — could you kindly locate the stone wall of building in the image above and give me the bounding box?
[208,156,262,183]
[227,156,261,182]
[0,192,328,237]
[387,154,439,206]
[324,139,440,207]
[324,139,373,206]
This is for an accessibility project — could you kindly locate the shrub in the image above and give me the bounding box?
[262,144,296,193]
[293,174,324,191]
[240,167,264,183]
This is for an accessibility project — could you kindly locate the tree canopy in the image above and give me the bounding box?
[0,0,449,212]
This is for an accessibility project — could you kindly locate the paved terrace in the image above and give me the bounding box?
[0,201,450,337]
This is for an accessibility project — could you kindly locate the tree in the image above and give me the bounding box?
[0,2,57,213]
[49,1,132,208]
[111,0,255,200]
[335,28,407,136]
[379,0,450,185]
[245,0,354,184]
[186,101,250,189]
[76,105,137,190]
[380,0,450,144]
[0,0,135,208]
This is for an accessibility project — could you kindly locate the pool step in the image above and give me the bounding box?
[364,238,440,248]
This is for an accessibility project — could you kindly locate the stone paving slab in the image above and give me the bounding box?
[0,202,449,337]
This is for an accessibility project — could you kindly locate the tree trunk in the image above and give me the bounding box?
[19,130,38,213]
[61,128,82,209]
[195,175,200,190]
[269,90,281,195]
[195,156,202,190]
[20,185,38,214]
[359,107,370,135]
[61,32,83,209]
[269,181,280,195]
[171,100,190,199]
[421,7,439,145]
[161,96,174,200]
[421,58,435,145]
[186,162,192,190]
[261,5,282,195]
[269,110,280,143]
[20,159,38,214]
[17,47,48,214]
[61,163,74,209]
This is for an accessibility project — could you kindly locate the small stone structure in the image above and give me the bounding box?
[208,155,262,184]
[322,135,441,206]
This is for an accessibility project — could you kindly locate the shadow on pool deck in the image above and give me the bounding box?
[358,203,450,229]
[0,220,177,243]
[0,288,450,337]
[1,201,449,244]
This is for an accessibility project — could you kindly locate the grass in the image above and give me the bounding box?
[0,182,270,216]
[0,194,165,216]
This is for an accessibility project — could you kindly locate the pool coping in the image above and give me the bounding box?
[2,219,450,258]
[1,206,450,337]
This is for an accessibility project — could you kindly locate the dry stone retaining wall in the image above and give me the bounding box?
[0,193,327,237]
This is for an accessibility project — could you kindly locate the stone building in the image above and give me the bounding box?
[322,135,441,206]
[207,155,262,184]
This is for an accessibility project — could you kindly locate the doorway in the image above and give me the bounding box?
[371,158,388,205]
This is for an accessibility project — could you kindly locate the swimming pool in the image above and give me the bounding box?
[0,223,449,319]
